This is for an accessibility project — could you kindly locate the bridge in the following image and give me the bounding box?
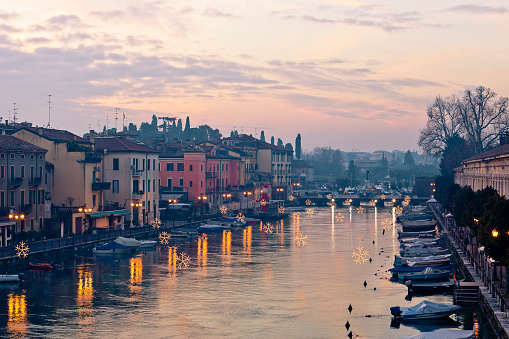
[296,195,432,207]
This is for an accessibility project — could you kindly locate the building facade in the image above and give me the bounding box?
[0,135,48,245]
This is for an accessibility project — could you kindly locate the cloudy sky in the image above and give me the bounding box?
[0,0,508,152]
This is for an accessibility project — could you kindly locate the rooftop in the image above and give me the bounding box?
[18,126,91,144]
[95,137,158,153]
[463,144,509,163]
[0,135,48,153]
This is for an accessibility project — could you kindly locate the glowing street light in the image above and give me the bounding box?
[492,229,499,237]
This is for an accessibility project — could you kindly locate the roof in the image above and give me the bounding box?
[159,143,206,158]
[462,144,509,163]
[0,135,48,153]
[95,137,158,153]
[17,126,91,144]
[222,134,292,153]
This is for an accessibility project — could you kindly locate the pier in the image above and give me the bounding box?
[430,201,509,338]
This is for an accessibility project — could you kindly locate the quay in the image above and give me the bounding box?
[430,201,509,338]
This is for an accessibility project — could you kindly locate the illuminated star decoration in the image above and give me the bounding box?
[262,222,274,234]
[327,193,333,200]
[352,246,369,264]
[395,206,403,214]
[305,199,312,206]
[288,195,294,202]
[369,200,375,206]
[381,194,386,200]
[402,196,411,207]
[335,213,345,222]
[381,218,393,230]
[278,206,285,214]
[260,199,267,206]
[15,241,29,258]
[357,206,364,214]
[344,199,351,205]
[151,218,162,229]
[236,213,245,223]
[305,208,314,217]
[294,232,308,246]
[176,252,191,269]
[220,205,228,215]
[158,231,171,245]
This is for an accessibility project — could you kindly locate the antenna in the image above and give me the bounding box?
[48,94,52,128]
[123,112,125,130]
[114,108,119,132]
[106,115,109,132]
[12,103,17,124]
[97,120,100,133]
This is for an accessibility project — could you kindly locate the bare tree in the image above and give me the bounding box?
[459,86,509,154]
[419,86,509,156]
[418,95,462,157]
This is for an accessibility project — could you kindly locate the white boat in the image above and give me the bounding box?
[390,300,461,320]
[400,329,474,339]
[0,273,24,283]
[401,245,449,257]
[398,229,437,238]
[139,240,157,248]
[398,267,451,281]
[114,236,141,248]
[399,254,452,267]
[93,240,137,254]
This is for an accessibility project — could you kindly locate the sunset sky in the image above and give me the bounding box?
[1,1,508,152]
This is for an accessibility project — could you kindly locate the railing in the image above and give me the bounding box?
[92,182,111,190]
[132,169,144,176]
[10,178,23,187]
[30,177,42,186]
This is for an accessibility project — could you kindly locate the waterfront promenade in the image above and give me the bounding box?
[430,202,509,338]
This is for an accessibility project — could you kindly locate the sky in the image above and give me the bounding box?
[0,1,508,153]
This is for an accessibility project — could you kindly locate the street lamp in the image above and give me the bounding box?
[492,229,499,237]
[168,199,178,226]
[9,212,25,243]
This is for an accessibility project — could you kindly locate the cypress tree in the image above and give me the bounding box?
[295,134,302,160]
[260,131,265,142]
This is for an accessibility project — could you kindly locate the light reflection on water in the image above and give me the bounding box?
[0,207,497,338]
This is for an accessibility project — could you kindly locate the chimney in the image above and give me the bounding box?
[90,130,95,144]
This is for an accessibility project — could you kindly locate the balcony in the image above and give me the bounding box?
[84,152,102,163]
[30,177,42,186]
[132,191,144,199]
[10,177,23,187]
[20,204,32,215]
[92,182,111,190]
[0,207,10,218]
[132,169,144,177]
[206,171,218,178]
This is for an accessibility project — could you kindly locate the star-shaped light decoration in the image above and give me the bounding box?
[15,241,29,258]
[236,213,245,223]
[176,252,191,269]
[327,193,333,200]
[305,208,314,217]
[357,206,364,214]
[260,199,268,207]
[151,218,162,229]
[278,206,285,214]
[352,246,369,264]
[381,194,386,200]
[369,200,376,206]
[305,199,312,206]
[294,232,308,246]
[288,195,294,202]
[158,231,171,245]
[262,223,274,234]
[219,205,228,215]
[335,213,345,222]
[381,218,393,230]
[344,199,351,205]
[395,206,403,214]
[330,201,337,208]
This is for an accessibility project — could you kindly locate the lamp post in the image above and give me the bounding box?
[131,202,142,227]
[168,199,177,227]
[197,195,207,220]
[9,212,25,243]
[78,207,93,233]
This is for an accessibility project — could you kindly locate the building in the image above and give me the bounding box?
[455,143,509,197]
[95,136,159,226]
[0,135,48,245]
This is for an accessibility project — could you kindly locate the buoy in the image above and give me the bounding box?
[348,304,353,313]
[369,258,372,263]
[363,281,367,288]
[373,287,376,290]
[345,320,350,330]
[348,331,353,339]
[372,240,375,244]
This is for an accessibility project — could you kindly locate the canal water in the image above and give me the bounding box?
[0,207,496,338]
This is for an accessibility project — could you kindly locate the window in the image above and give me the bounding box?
[20,190,25,205]
[167,178,172,188]
[142,159,145,171]
[30,166,34,180]
[29,189,34,204]
[142,180,145,192]
[30,219,34,231]
[113,180,119,193]
[166,163,174,172]
[93,195,96,206]
[147,180,151,192]
[189,181,193,188]
[20,165,25,179]
[222,164,224,172]
[39,166,43,178]
[38,189,44,204]
[0,191,4,207]
[0,153,4,159]
[10,190,14,207]
[179,178,184,186]
[10,154,14,159]
[153,159,156,171]
[39,155,43,160]
[226,164,228,172]
[39,218,43,230]
[147,159,151,171]
[201,165,203,172]
[189,164,193,172]
[177,163,184,172]
[133,180,139,193]
[153,179,156,192]
[217,164,219,171]
[113,158,119,171]
[31,154,34,160]
[0,165,4,179]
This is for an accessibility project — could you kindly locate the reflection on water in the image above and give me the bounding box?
[0,207,498,338]
[7,292,28,337]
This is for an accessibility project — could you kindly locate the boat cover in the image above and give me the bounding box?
[396,300,461,319]
[95,241,131,251]
[114,236,141,247]
[389,265,452,273]
[400,329,474,339]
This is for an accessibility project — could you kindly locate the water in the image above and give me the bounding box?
[0,207,495,338]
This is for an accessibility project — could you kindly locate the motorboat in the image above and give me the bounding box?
[398,267,451,281]
[93,241,137,254]
[397,254,452,267]
[400,241,440,249]
[390,300,461,320]
[401,221,437,233]
[139,240,158,248]
[399,235,440,244]
[406,280,456,295]
[29,262,62,270]
[389,265,452,277]
[400,245,449,257]
[198,224,227,233]
[400,329,474,339]
[222,216,261,225]
[114,236,141,248]
[0,273,24,282]
[398,229,437,238]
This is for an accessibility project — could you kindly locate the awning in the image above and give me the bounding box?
[88,209,131,218]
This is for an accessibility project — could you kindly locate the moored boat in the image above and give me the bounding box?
[400,245,449,257]
[139,240,157,248]
[389,264,452,277]
[29,262,62,270]
[222,216,261,225]
[390,300,461,320]
[400,329,474,339]
[198,224,227,233]
[400,254,452,267]
[0,273,24,282]
[406,280,456,294]
[398,267,451,281]
[93,241,136,254]
[398,229,437,238]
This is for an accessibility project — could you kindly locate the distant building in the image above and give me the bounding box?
[411,177,435,198]
[0,135,48,245]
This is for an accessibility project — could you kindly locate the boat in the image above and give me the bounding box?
[93,241,137,254]
[398,229,437,238]
[406,280,456,294]
[114,236,141,248]
[198,224,227,233]
[399,235,440,244]
[0,273,24,282]
[390,300,461,320]
[222,216,261,225]
[400,329,474,339]
[389,265,452,277]
[139,240,157,248]
[400,245,449,257]
[400,241,440,249]
[29,262,62,270]
[396,254,452,267]
[401,221,437,233]
[398,267,451,281]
